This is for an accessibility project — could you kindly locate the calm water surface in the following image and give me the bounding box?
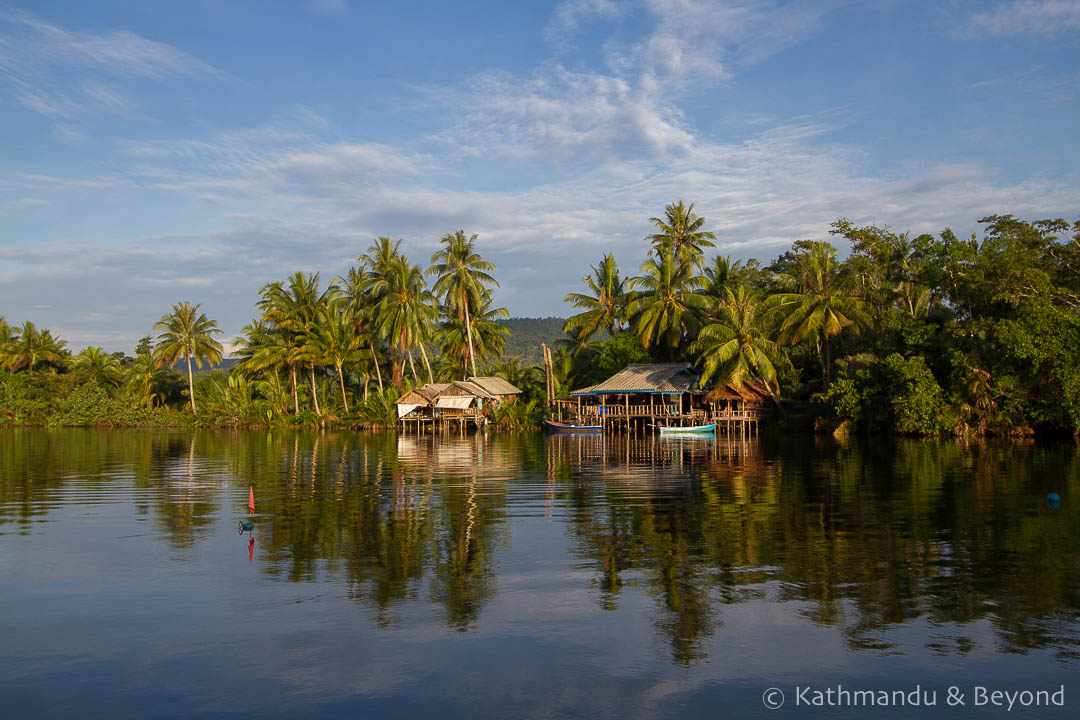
[1,429,1077,718]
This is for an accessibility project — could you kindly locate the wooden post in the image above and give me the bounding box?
[541,343,550,409]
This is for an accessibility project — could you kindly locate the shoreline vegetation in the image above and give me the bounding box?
[3,206,1080,438]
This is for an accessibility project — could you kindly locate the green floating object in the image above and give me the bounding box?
[238,520,255,534]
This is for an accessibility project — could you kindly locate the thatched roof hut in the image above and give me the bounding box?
[705,380,778,407]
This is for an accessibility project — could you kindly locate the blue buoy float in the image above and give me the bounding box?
[1047,492,1061,509]
[238,519,255,534]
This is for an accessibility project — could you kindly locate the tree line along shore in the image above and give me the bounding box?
[2,204,1079,436]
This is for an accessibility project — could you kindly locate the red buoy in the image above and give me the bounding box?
[248,486,255,514]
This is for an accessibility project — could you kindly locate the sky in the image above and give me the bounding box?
[1,0,1078,354]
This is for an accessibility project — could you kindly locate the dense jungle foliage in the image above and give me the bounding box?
[2,209,1078,435]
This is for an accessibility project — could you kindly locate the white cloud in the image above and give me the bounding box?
[2,0,1077,353]
[970,0,1080,38]
[545,0,624,47]
[0,10,222,123]
[1,10,222,80]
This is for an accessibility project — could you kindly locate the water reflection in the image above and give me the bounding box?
[1,428,1077,668]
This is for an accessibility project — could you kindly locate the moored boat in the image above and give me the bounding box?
[656,423,716,435]
[544,419,602,432]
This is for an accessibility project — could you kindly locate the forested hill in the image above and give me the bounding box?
[496,317,565,363]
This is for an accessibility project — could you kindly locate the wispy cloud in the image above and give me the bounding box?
[1,10,223,80]
[0,10,222,123]
[969,0,1080,39]
[545,0,624,47]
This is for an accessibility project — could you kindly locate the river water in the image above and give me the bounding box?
[1,429,1077,718]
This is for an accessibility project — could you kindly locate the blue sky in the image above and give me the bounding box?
[1,0,1078,353]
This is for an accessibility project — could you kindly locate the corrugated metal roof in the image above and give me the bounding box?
[438,380,497,399]
[571,363,700,395]
[394,383,450,405]
[467,376,522,396]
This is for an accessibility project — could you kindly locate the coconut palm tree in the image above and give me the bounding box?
[563,253,626,343]
[0,316,16,371]
[234,318,302,414]
[427,230,499,378]
[701,255,742,305]
[765,241,866,386]
[647,201,716,268]
[691,286,781,394]
[6,321,67,373]
[257,272,339,415]
[153,302,223,413]
[337,265,384,392]
[126,351,164,408]
[437,298,509,379]
[310,305,364,413]
[73,346,123,387]
[626,245,708,359]
[372,256,436,387]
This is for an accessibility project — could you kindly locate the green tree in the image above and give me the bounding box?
[692,286,781,394]
[310,305,364,413]
[563,253,626,344]
[153,302,223,413]
[126,351,164,408]
[647,200,716,268]
[338,265,384,394]
[437,297,509,379]
[626,244,707,359]
[766,241,866,386]
[73,346,123,387]
[373,257,437,387]
[427,230,499,378]
[5,321,67,374]
[257,272,339,416]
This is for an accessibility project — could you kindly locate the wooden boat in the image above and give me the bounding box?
[656,423,716,435]
[544,419,602,432]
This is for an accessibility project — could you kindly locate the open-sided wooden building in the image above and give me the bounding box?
[558,362,774,435]
[396,376,522,433]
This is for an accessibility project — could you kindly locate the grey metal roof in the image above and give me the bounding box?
[571,363,700,395]
[439,380,497,400]
[467,376,522,396]
[394,383,451,405]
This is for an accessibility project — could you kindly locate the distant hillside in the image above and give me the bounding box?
[497,317,566,364]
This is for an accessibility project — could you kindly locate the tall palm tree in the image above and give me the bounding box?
[437,297,509,379]
[427,230,499,378]
[691,286,781,394]
[153,302,223,413]
[357,236,402,277]
[765,241,866,386]
[337,265,384,392]
[310,305,364,413]
[701,255,742,304]
[234,318,301,414]
[626,245,708,359]
[73,346,123,386]
[372,256,436,387]
[258,272,338,415]
[647,201,716,268]
[6,321,67,373]
[563,253,626,343]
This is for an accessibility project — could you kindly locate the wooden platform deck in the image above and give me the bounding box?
[398,409,487,435]
[554,400,766,437]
